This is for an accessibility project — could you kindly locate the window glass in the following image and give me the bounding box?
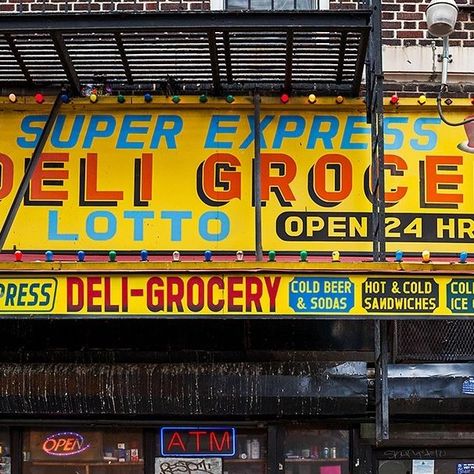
[378,459,474,474]
[0,430,10,474]
[23,429,143,474]
[155,428,266,474]
[284,428,350,474]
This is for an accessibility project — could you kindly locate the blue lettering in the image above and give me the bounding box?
[272,115,305,149]
[341,116,370,149]
[204,115,239,149]
[410,117,441,150]
[83,115,116,148]
[17,115,47,148]
[161,210,192,241]
[199,211,230,241]
[51,114,84,148]
[124,210,154,240]
[384,117,408,150]
[150,115,183,149]
[48,210,78,241]
[117,115,151,149]
[239,115,274,149]
[86,211,117,240]
[307,116,339,149]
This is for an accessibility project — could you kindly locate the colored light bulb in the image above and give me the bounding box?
[77,250,86,262]
[14,250,22,262]
[280,93,290,104]
[45,250,54,262]
[172,251,181,262]
[90,93,98,103]
[140,249,148,262]
[336,96,344,104]
[117,94,126,104]
[108,250,117,262]
[225,95,235,104]
[236,250,244,262]
[199,94,208,103]
[8,93,17,103]
[172,95,180,104]
[299,250,308,262]
[308,94,317,104]
[60,93,70,103]
[422,250,431,263]
[35,93,44,104]
[418,94,427,105]
[204,250,212,262]
[332,250,340,262]
[144,93,153,103]
[268,250,276,262]
[389,94,399,105]
[459,251,468,263]
[394,250,403,262]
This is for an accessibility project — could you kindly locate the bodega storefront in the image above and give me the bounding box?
[0,96,474,474]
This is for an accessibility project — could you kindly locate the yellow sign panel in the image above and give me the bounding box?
[0,100,473,253]
[1,272,474,318]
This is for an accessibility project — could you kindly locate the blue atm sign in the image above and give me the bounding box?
[160,427,236,457]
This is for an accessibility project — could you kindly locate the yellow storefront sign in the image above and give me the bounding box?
[0,98,473,253]
[1,270,474,318]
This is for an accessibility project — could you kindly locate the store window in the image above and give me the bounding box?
[284,428,350,474]
[23,429,143,474]
[155,427,266,474]
[0,430,10,474]
[210,0,329,12]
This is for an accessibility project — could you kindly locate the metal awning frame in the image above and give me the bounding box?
[0,10,371,96]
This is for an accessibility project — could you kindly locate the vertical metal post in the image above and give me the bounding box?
[367,0,389,443]
[0,93,62,251]
[374,320,389,442]
[254,93,263,261]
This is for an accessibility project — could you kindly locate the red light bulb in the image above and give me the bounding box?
[35,93,44,104]
[280,94,290,104]
[389,94,399,105]
[14,250,22,262]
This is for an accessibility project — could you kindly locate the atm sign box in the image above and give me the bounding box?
[160,427,236,457]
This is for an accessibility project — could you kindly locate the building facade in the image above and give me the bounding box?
[0,1,472,474]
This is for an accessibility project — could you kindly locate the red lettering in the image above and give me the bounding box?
[146,277,164,312]
[245,277,263,312]
[104,277,119,312]
[187,277,205,312]
[87,277,102,312]
[209,432,231,452]
[167,432,186,452]
[208,277,224,312]
[67,277,84,312]
[30,153,69,202]
[227,277,243,312]
[82,153,123,203]
[265,277,280,313]
[189,431,206,452]
[384,154,408,205]
[423,155,463,206]
[261,153,296,204]
[0,153,14,199]
[167,277,184,312]
[310,154,352,204]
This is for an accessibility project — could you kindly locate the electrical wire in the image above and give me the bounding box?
[437,84,474,127]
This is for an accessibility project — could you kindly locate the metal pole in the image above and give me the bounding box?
[0,93,62,251]
[253,93,263,261]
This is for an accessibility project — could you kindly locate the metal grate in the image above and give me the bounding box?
[395,320,474,362]
[0,11,371,96]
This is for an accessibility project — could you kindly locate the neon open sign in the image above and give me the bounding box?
[160,427,236,457]
[42,432,91,456]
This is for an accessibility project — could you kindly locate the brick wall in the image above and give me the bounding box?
[0,0,210,13]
